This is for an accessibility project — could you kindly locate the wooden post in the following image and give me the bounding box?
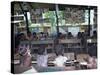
[88,7,91,36]
[55,4,59,39]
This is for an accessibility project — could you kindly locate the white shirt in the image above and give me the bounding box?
[37,55,48,67]
[53,55,68,67]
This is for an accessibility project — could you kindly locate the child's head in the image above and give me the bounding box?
[27,31,32,37]
[55,44,64,56]
[37,45,46,55]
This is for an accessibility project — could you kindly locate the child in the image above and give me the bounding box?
[19,44,31,67]
[85,45,97,69]
[37,45,48,67]
[84,56,97,69]
[53,44,68,67]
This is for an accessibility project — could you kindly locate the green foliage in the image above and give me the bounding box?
[43,11,56,26]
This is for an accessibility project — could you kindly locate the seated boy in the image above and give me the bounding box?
[37,45,48,67]
[19,44,31,67]
[53,44,68,67]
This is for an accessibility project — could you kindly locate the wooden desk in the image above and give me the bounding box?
[79,62,88,69]
[59,39,82,54]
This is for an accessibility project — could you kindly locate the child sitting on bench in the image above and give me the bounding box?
[37,45,48,67]
[53,44,68,67]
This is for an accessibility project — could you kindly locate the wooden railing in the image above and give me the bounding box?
[59,39,81,44]
[19,38,97,55]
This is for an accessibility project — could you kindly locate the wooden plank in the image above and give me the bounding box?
[87,39,97,43]
[31,40,54,44]
[59,39,81,44]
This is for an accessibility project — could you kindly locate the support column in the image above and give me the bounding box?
[88,7,91,36]
[19,3,30,34]
[55,4,59,38]
[24,11,29,33]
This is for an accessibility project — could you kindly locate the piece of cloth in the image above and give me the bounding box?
[53,55,68,67]
[37,55,48,67]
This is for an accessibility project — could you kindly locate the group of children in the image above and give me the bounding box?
[18,43,97,69]
[18,43,69,68]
